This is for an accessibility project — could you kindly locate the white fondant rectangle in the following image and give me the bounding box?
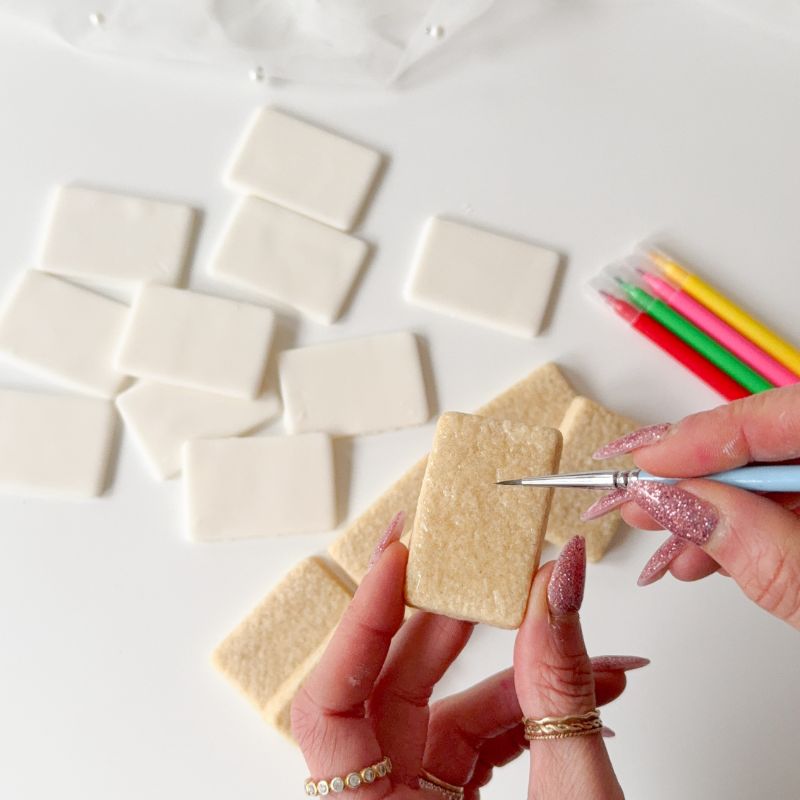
[184,433,336,541]
[407,217,560,338]
[209,197,368,324]
[114,285,275,400]
[0,389,116,498]
[39,185,196,287]
[279,332,430,436]
[0,270,128,397]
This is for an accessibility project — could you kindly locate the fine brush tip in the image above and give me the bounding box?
[496,479,521,485]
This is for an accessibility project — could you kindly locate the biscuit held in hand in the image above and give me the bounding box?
[404,412,561,628]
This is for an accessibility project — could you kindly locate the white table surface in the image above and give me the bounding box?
[1,3,799,798]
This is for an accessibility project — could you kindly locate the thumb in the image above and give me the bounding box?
[627,480,800,628]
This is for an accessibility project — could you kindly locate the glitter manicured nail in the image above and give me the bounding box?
[637,535,690,586]
[581,488,630,521]
[547,535,586,615]
[628,483,718,545]
[593,423,671,460]
[590,655,651,672]
[367,511,406,571]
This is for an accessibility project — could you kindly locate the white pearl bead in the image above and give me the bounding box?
[426,24,445,39]
[249,65,265,82]
[89,11,105,28]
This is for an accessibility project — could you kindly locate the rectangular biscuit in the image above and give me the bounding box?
[213,557,352,735]
[404,412,562,629]
[477,361,576,428]
[545,396,638,562]
[328,362,575,583]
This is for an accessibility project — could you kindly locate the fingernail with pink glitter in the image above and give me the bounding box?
[547,535,586,615]
[581,488,631,521]
[368,511,406,571]
[628,483,718,545]
[593,423,672,460]
[590,655,651,672]
[637,535,690,586]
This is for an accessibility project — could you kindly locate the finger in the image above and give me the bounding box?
[599,386,800,476]
[622,492,800,530]
[293,523,407,784]
[620,501,664,530]
[668,545,720,582]
[581,492,663,530]
[464,726,529,796]
[627,480,800,627]
[424,653,636,788]
[637,536,720,587]
[424,668,521,787]
[369,613,474,781]
[514,539,595,718]
[515,537,624,798]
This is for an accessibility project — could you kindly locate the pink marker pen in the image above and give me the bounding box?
[637,269,798,387]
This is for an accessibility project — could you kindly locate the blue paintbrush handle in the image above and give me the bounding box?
[638,465,800,492]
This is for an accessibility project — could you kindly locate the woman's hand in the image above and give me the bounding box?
[515,536,625,799]
[589,385,800,629]
[292,515,644,798]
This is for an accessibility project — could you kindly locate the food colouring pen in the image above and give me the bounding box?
[646,249,800,377]
[637,269,797,387]
[598,290,749,401]
[615,278,773,395]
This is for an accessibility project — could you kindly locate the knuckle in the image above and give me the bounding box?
[743,546,800,623]
[533,657,595,711]
[290,687,326,752]
[383,681,432,709]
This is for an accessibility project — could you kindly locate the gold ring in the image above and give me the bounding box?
[418,769,464,798]
[304,755,392,795]
[524,709,603,741]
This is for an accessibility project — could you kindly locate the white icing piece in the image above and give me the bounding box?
[114,285,275,400]
[209,197,369,324]
[38,186,196,287]
[0,389,116,498]
[116,380,281,480]
[226,108,382,232]
[406,217,560,338]
[279,331,429,436]
[0,271,128,397]
[184,433,336,541]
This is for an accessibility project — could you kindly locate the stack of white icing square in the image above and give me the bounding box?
[210,107,382,324]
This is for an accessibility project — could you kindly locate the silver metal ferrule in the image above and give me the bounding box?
[613,469,640,489]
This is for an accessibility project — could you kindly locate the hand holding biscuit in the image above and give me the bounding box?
[293,516,644,798]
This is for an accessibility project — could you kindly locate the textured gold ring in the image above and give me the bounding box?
[524,709,603,741]
[304,756,392,795]
[418,769,465,798]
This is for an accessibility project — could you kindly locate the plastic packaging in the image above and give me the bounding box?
[0,0,502,86]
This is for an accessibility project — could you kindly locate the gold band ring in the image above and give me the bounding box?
[523,709,603,741]
[418,769,465,798]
